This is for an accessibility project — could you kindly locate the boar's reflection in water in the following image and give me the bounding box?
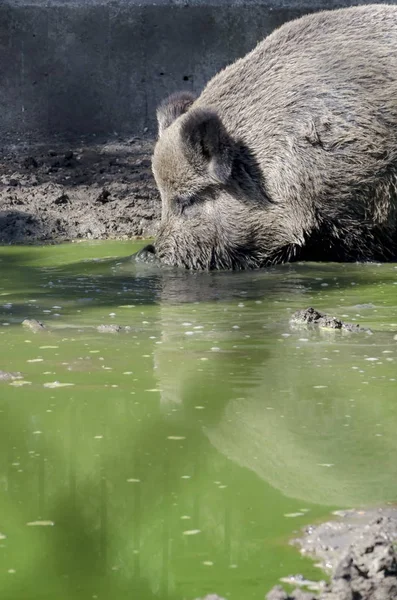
[137,4,397,270]
[131,248,314,303]
[147,276,397,507]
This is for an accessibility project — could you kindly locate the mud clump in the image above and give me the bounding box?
[22,319,47,333]
[0,138,160,244]
[0,370,22,382]
[192,509,397,600]
[290,307,372,333]
[267,508,397,600]
[323,533,397,600]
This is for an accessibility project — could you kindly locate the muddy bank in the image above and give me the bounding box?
[0,137,160,244]
[267,507,397,600]
[195,509,397,600]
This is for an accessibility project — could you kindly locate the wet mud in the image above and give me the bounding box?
[290,307,372,334]
[195,510,397,600]
[0,138,160,244]
[268,507,397,600]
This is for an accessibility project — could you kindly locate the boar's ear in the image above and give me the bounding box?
[157,91,196,137]
[180,108,234,184]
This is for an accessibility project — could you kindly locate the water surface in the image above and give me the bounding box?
[1,241,397,600]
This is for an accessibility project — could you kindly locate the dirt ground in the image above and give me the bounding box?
[0,137,160,244]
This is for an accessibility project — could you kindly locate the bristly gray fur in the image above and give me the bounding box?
[151,5,397,270]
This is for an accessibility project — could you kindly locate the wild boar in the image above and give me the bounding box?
[138,4,397,270]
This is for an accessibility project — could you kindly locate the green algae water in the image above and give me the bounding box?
[1,241,397,600]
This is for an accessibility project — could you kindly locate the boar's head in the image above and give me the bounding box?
[139,92,288,270]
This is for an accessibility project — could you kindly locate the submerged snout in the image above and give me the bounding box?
[134,244,158,264]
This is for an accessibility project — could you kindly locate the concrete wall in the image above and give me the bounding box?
[1,0,396,143]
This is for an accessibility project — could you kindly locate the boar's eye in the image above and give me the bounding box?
[173,193,202,216]
[175,193,199,207]
[173,185,216,214]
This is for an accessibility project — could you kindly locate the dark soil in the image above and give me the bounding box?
[0,137,160,244]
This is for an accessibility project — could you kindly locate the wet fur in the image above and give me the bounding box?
[152,4,397,270]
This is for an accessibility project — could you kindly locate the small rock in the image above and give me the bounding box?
[22,319,46,333]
